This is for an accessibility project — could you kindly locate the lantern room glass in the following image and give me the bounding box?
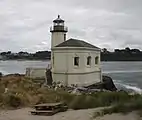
[54,22,64,26]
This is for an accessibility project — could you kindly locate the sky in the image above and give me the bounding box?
[0,0,142,52]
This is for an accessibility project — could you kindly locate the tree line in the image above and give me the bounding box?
[0,47,142,61]
[0,51,51,60]
[101,47,142,61]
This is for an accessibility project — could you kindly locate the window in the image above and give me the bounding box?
[95,56,99,64]
[87,56,91,66]
[64,34,66,41]
[74,57,79,66]
[52,55,54,66]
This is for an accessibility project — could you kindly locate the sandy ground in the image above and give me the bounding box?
[0,108,140,120]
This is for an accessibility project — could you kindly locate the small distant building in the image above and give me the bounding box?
[50,15,102,86]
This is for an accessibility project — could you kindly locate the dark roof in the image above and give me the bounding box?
[55,38,100,49]
[53,15,64,23]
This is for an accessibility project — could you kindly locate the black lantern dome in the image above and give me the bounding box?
[50,15,68,32]
[53,15,64,23]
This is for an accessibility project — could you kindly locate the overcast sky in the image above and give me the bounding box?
[0,0,142,52]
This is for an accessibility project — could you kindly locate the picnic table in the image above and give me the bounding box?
[30,102,68,116]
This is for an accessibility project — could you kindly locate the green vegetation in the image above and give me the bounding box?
[102,47,142,61]
[93,98,142,118]
[0,51,51,60]
[1,74,142,115]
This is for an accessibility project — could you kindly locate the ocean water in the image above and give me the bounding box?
[0,60,142,93]
[102,62,142,93]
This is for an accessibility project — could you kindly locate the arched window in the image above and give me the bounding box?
[87,56,91,66]
[74,57,79,66]
[95,56,99,64]
[64,34,66,41]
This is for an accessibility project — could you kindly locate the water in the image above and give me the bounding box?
[0,60,142,93]
[102,62,142,93]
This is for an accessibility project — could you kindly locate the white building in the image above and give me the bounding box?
[50,15,102,86]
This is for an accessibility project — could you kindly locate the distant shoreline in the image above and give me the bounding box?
[1,59,142,62]
[1,48,142,61]
[0,59,50,61]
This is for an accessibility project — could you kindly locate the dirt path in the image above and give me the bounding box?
[0,108,139,120]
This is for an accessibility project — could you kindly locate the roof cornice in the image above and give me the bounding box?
[52,47,101,51]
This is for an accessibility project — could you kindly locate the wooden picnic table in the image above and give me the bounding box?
[34,102,64,107]
[34,102,67,110]
[30,102,68,116]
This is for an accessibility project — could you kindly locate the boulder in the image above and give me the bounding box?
[84,75,117,91]
[102,75,117,91]
[84,82,103,89]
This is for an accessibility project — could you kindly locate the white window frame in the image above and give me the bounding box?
[95,56,99,65]
[74,56,79,67]
[87,56,91,67]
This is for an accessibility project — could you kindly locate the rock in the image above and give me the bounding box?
[84,82,103,89]
[84,75,117,91]
[102,75,117,91]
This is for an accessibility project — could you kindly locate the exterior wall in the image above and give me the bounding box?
[51,32,66,48]
[52,48,101,86]
[51,32,67,69]
[52,48,101,73]
[52,71,101,86]
[67,72,101,86]
[25,68,46,79]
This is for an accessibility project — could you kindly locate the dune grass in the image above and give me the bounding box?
[1,74,142,112]
[93,98,142,118]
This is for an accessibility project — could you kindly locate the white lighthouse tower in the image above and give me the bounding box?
[50,15,68,74]
[50,15,68,49]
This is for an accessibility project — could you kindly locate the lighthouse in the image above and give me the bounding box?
[50,15,68,49]
[50,15,101,86]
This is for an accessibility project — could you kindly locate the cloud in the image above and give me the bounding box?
[0,0,142,52]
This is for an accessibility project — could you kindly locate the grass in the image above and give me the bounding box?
[1,74,142,114]
[93,98,142,118]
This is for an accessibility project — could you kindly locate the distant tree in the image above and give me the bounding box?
[114,49,120,53]
[33,51,50,59]
[18,51,29,55]
[18,51,24,54]
[131,49,140,53]
[125,47,131,52]
[7,51,11,54]
[102,48,108,53]
[0,52,7,56]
